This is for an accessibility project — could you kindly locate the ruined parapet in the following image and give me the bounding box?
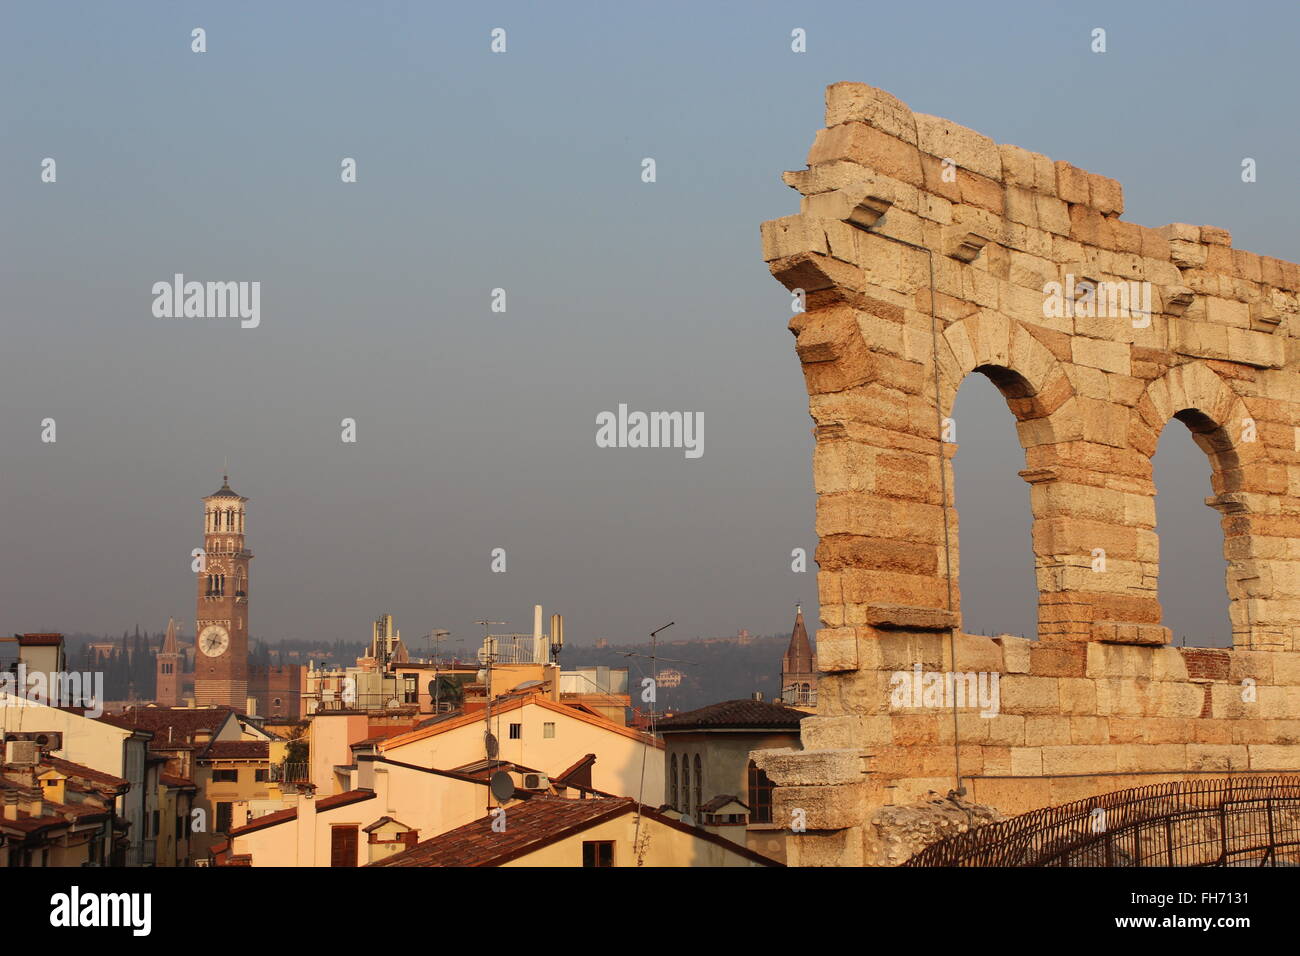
[866,793,1002,866]
[756,83,1300,865]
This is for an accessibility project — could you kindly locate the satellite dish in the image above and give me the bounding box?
[484,731,499,759]
[511,679,544,693]
[490,770,515,803]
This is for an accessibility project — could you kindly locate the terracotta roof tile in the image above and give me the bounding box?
[369,797,635,867]
[16,633,63,646]
[200,741,269,760]
[99,706,237,747]
[369,796,781,867]
[40,756,128,791]
[655,699,807,731]
[225,789,377,837]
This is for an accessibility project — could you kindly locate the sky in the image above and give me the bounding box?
[2,1,1294,652]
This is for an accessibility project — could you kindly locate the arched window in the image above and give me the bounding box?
[669,754,678,810]
[748,760,773,824]
[1154,411,1233,646]
[951,369,1037,639]
[681,757,691,818]
[693,754,702,814]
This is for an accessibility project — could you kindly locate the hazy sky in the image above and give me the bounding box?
[2,1,1294,652]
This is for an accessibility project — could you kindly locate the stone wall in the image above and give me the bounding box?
[755,82,1300,865]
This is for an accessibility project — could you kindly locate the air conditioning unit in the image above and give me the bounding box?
[520,773,550,791]
[6,731,63,751]
[5,740,39,766]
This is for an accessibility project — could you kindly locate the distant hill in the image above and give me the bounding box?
[564,633,796,712]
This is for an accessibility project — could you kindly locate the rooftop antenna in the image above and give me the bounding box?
[475,620,507,806]
[634,621,674,866]
[425,628,450,712]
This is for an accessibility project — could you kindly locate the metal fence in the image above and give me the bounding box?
[905,775,1300,867]
[268,762,309,783]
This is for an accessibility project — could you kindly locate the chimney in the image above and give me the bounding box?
[41,775,66,806]
[533,605,545,662]
[3,792,19,821]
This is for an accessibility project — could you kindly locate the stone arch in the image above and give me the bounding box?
[1137,362,1274,649]
[1137,361,1263,492]
[933,312,1077,639]
[936,312,1073,436]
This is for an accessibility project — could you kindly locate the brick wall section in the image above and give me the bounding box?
[753,82,1300,866]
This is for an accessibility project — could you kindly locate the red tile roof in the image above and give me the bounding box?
[655,699,807,731]
[100,707,237,747]
[200,741,269,761]
[16,633,63,646]
[368,796,781,868]
[40,756,128,792]
[225,789,377,837]
[369,797,634,867]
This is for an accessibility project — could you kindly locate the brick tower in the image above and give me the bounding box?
[194,475,251,709]
[155,616,183,706]
[780,604,817,708]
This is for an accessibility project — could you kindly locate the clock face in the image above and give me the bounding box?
[199,625,230,658]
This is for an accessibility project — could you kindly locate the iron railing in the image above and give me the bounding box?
[268,762,309,783]
[905,775,1300,867]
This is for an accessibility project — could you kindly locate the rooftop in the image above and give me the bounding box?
[100,706,237,747]
[655,698,808,732]
[369,796,780,867]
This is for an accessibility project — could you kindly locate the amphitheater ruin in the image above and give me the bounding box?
[754,82,1300,866]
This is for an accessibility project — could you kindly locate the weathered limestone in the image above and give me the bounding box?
[756,82,1300,865]
[864,794,1002,866]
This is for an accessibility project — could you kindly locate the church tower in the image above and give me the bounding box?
[155,617,182,706]
[194,476,251,709]
[780,604,817,709]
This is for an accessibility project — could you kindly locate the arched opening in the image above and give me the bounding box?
[949,369,1038,639]
[747,760,774,824]
[1153,411,1233,647]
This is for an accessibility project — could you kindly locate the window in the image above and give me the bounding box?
[582,840,614,867]
[212,769,238,783]
[542,722,555,739]
[331,825,359,867]
[682,759,691,817]
[508,723,522,740]
[214,802,232,833]
[693,754,702,814]
[404,675,418,704]
[255,769,269,783]
[670,753,678,810]
[150,810,160,836]
[748,761,774,824]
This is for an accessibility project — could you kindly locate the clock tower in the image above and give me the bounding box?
[195,475,251,709]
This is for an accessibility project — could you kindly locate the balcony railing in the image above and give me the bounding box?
[268,762,309,783]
